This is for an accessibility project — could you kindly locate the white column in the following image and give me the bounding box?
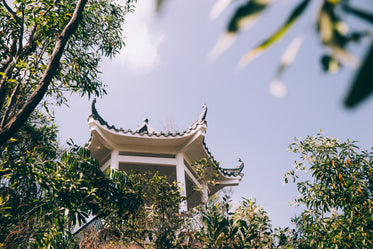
[201,182,208,205]
[176,152,187,212]
[111,150,119,170]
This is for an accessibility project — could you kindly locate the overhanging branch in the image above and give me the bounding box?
[0,0,89,146]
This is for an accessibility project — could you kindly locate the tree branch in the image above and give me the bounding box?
[0,0,88,146]
[1,0,22,24]
[36,40,54,66]
[18,24,38,61]
[15,3,24,58]
[0,42,16,114]
[0,81,21,127]
[43,0,59,17]
[0,42,18,111]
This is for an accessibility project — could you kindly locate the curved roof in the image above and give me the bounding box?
[90,99,208,138]
[88,100,244,178]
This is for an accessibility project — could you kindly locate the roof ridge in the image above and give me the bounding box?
[90,100,208,137]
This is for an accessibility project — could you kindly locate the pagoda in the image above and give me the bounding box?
[88,100,244,211]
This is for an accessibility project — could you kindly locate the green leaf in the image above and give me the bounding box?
[344,42,373,108]
[226,0,270,33]
[238,0,310,67]
[208,0,271,61]
[342,4,373,24]
[209,0,234,20]
[156,0,165,12]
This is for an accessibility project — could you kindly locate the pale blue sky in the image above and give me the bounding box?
[55,0,373,228]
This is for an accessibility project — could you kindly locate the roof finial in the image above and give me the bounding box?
[91,98,98,116]
[136,116,157,134]
[90,98,107,125]
[198,104,208,123]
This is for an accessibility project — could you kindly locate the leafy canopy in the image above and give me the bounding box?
[0,0,135,146]
[0,113,143,248]
[100,171,185,249]
[285,134,373,248]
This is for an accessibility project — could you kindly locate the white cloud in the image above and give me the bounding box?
[115,1,164,73]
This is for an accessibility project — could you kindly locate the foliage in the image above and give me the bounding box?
[0,114,142,248]
[0,0,136,146]
[213,0,373,107]
[0,1,143,245]
[285,133,373,248]
[157,0,373,107]
[185,195,274,249]
[191,158,221,190]
[101,171,186,249]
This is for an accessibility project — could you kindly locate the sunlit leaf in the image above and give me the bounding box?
[209,0,234,20]
[238,0,310,67]
[279,35,304,68]
[330,45,360,68]
[269,36,304,98]
[318,10,333,44]
[208,0,271,61]
[207,33,236,62]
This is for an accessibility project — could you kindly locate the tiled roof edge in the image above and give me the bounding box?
[202,140,244,178]
[90,99,207,137]
[218,158,244,177]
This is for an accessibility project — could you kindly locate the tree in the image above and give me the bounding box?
[182,195,274,249]
[285,134,373,248]
[0,0,135,146]
[0,1,144,245]
[100,171,186,249]
[156,0,373,108]
[0,113,142,248]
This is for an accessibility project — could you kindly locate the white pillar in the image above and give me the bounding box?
[176,152,187,212]
[111,150,119,170]
[201,182,208,205]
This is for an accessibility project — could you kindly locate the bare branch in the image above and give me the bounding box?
[43,0,59,17]
[1,81,21,127]
[36,40,53,65]
[0,35,19,106]
[16,3,24,58]
[0,56,12,72]
[0,49,16,113]
[19,24,38,59]
[0,35,17,72]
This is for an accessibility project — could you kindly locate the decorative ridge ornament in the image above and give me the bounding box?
[135,118,158,134]
[198,104,208,124]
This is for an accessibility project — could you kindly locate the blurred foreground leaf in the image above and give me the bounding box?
[238,0,310,67]
[344,42,373,108]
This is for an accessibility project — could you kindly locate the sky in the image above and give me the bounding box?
[55,0,373,228]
